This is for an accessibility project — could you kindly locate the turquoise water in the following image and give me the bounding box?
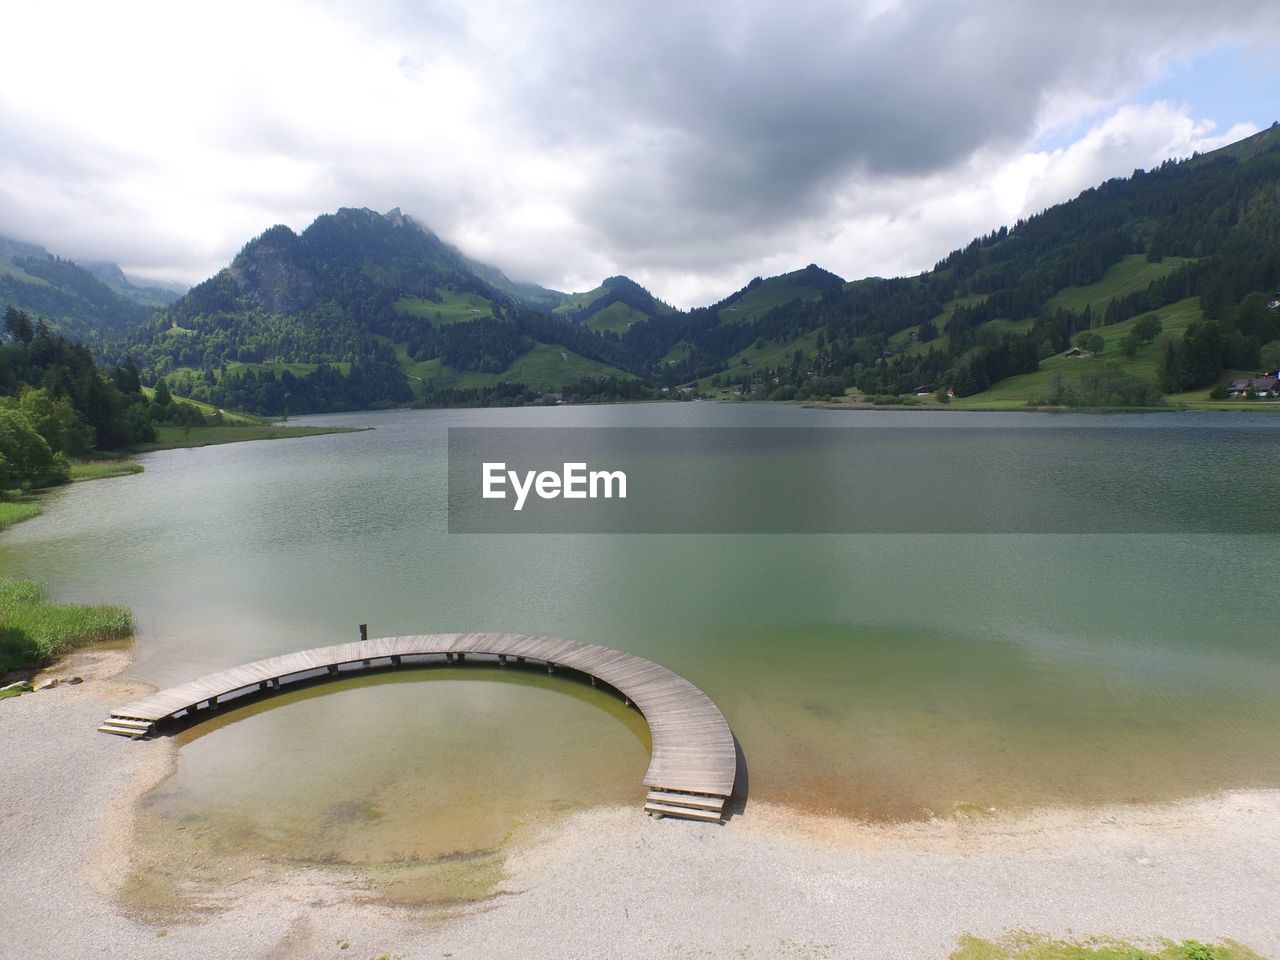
[5,405,1280,862]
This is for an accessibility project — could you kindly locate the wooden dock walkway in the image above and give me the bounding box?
[102,633,738,822]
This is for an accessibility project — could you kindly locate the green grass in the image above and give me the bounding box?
[953,297,1203,407]
[0,577,133,672]
[1044,255,1193,317]
[658,340,693,366]
[141,385,264,424]
[0,501,42,530]
[129,424,362,452]
[222,360,350,379]
[952,932,1264,960]
[583,301,649,333]
[718,276,828,324]
[553,285,612,317]
[405,342,634,393]
[395,290,497,325]
[69,459,144,482]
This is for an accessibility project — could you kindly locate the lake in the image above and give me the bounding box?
[5,404,1280,877]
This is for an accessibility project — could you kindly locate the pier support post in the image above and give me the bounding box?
[446,652,454,663]
[590,675,597,687]
[547,661,555,674]
[390,655,401,667]
[498,654,508,667]
[327,664,339,676]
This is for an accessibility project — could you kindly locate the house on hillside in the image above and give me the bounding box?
[1227,375,1279,398]
[1064,347,1088,358]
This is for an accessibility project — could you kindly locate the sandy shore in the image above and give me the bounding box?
[2,647,1277,960]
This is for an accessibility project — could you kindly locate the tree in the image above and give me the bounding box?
[0,388,93,456]
[1131,314,1163,343]
[1179,319,1225,389]
[1118,333,1140,359]
[1156,336,1185,392]
[1260,340,1280,373]
[1085,334,1105,356]
[0,409,68,488]
[4,306,36,345]
[112,358,143,397]
[153,377,173,406]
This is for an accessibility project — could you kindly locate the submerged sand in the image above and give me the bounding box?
[2,647,1277,960]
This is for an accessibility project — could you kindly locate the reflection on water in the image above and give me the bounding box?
[4,405,1280,876]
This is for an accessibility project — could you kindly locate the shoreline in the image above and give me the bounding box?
[1,642,1277,959]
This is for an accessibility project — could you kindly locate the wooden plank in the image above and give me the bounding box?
[106,633,738,804]
[645,791,725,812]
[644,801,723,822]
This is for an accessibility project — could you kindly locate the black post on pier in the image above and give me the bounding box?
[359,623,368,642]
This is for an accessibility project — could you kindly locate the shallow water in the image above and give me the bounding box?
[5,405,1280,867]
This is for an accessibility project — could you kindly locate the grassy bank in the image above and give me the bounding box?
[69,459,145,482]
[0,502,42,531]
[952,933,1263,960]
[129,423,362,452]
[0,577,133,674]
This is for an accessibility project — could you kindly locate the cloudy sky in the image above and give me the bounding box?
[3,0,1278,307]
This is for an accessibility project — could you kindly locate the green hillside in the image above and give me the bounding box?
[1044,254,1194,316]
[952,297,1203,408]
[106,208,641,414]
[631,125,1280,406]
[404,342,633,393]
[395,290,498,325]
[583,301,650,333]
[717,265,845,324]
[556,275,674,330]
[1,237,152,343]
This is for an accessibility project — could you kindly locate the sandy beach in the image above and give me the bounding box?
[2,647,1277,960]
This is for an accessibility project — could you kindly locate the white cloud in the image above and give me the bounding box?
[1,0,1277,306]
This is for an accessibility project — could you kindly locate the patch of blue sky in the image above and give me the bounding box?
[1034,41,1279,153]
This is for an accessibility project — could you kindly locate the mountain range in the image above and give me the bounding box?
[0,235,183,344]
[7,124,1280,413]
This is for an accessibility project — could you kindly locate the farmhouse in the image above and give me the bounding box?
[1227,375,1279,398]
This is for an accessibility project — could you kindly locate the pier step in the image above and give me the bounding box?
[644,789,726,822]
[98,722,149,739]
[644,801,723,822]
[105,716,152,730]
[645,790,725,812]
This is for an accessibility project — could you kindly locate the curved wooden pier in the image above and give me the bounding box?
[101,633,737,822]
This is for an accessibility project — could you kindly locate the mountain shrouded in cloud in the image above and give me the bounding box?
[78,124,1280,415]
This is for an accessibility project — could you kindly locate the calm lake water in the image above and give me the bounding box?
[5,404,1280,870]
